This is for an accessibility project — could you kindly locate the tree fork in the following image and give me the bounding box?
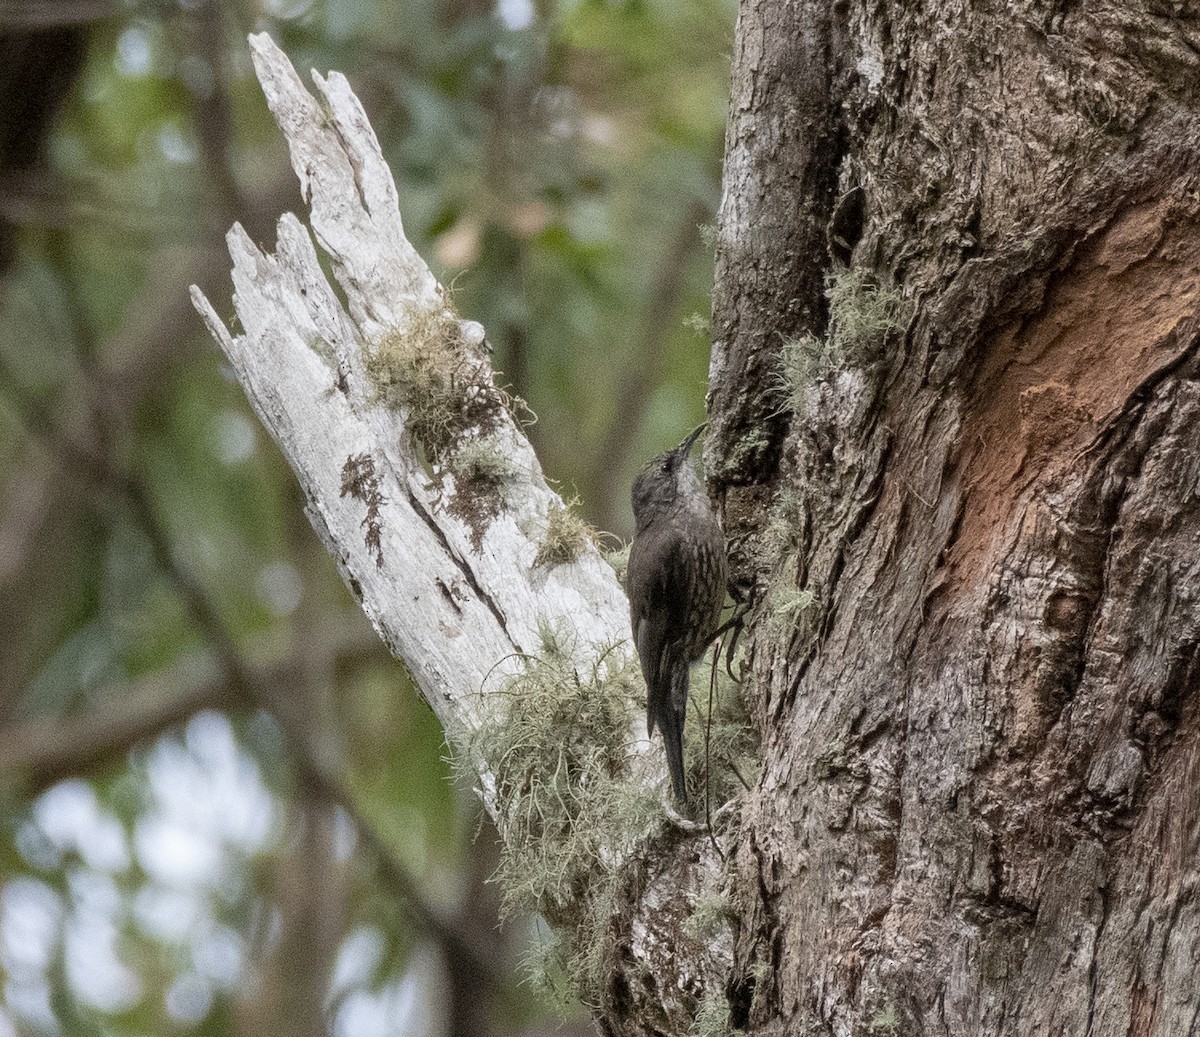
[191,5,1200,1033]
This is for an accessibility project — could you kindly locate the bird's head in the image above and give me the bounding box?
[631,423,706,533]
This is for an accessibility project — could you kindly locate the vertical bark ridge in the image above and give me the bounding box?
[708,0,853,535]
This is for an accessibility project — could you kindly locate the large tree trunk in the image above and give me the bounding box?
[709,0,1200,1033]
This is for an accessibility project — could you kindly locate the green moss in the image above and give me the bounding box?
[448,434,520,489]
[683,888,734,942]
[769,585,815,637]
[759,490,819,643]
[363,315,458,440]
[728,425,774,471]
[688,990,739,1037]
[682,657,758,808]
[604,542,631,588]
[761,485,803,557]
[517,924,588,1016]
[777,270,908,415]
[825,269,906,365]
[867,1005,901,1034]
[470,623,757,1007]
[362,308,528,547]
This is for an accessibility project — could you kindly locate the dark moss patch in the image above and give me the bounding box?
[340,452,386,568]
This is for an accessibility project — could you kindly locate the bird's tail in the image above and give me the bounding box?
[646,656,689,806]
[658,700,688,806]
[656,661,689,807]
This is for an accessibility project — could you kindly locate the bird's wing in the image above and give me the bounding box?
[627,524,696,735]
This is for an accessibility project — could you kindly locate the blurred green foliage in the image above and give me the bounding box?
[0,0,732,1033]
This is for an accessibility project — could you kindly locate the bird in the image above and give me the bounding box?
[627,423,727,807]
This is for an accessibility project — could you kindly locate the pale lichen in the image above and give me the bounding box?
[534,500,599,568]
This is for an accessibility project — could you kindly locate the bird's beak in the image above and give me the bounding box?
[678,422,707,459]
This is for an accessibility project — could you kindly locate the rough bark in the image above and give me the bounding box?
[710,0,1200,1034]
[708,0,849,509]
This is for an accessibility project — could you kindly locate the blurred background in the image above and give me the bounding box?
[0,0,732,1033]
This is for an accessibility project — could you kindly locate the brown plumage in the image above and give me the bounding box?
[627,424,727,806]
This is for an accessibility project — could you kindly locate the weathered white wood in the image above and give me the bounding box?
[190,38,736,1035]
[190,34,635,792]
